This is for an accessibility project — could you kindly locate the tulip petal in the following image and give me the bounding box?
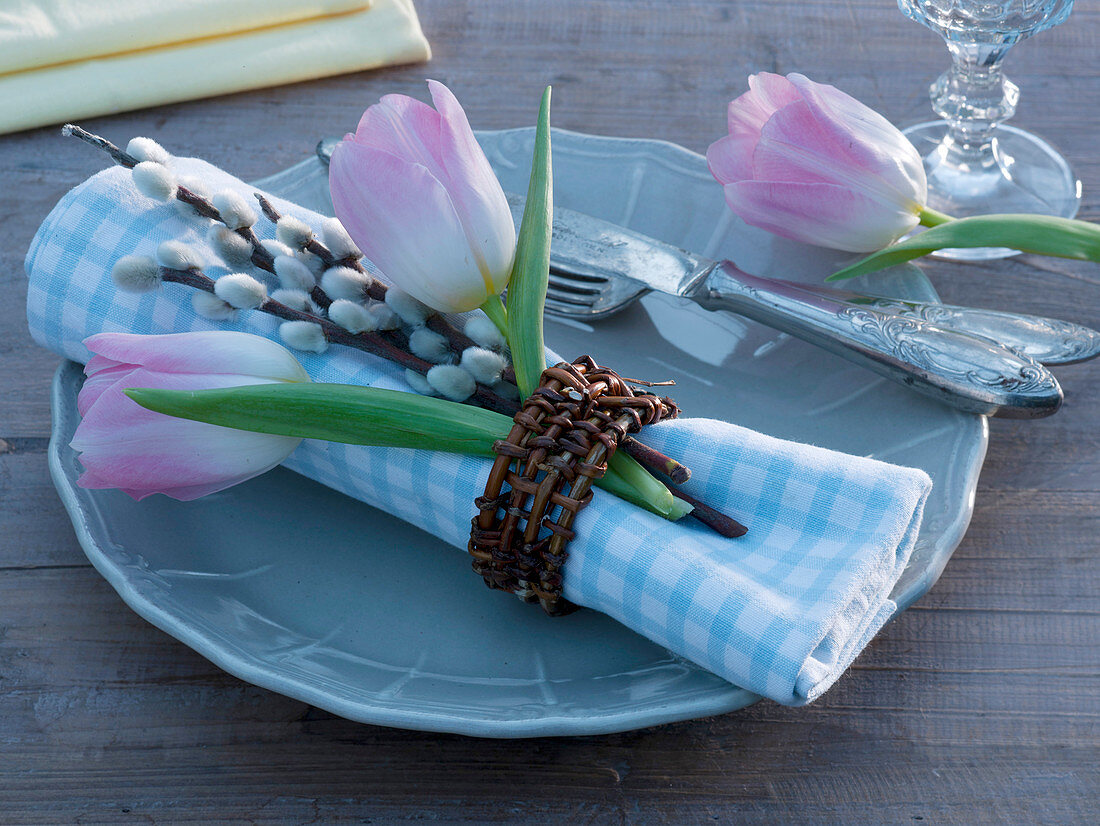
[354,93,448,180]
[330,141,493,312]
[727,73,801,137]
[72,369,300,501]
[427,80,516,293]
[722,180,919,252]
[77,362,135,416]
[753,100,922,213]
[84,331,310,383]
[118,479,254,502]
[787,73,927,203]
[706,133,757,185]
[85,353,131,376]
[752,100,853,186]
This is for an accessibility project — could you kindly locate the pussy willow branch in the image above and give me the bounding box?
[672,489,746,538]
[64,125,425,361]
[62,124,563,433]
[64,126,697,502]
[252,194,691,485]
[253,194,480,352]
[159,266,514,416]
[164,266,742,534]
[65,126,310,294]
[62,126,477,367]
[61,124,133,166]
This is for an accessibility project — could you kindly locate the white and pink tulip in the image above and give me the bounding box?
[72,331,309,501]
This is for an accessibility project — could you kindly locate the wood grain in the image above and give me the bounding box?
[1,0,1098,822]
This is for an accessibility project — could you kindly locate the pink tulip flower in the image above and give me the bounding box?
[329,80,515,313]
[707,73,928,253]
[71,331,310,501]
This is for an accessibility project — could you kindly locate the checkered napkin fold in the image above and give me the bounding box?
[25,158,933,705]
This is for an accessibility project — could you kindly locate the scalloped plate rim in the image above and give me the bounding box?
[46,127,989,737]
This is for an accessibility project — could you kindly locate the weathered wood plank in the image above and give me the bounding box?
[0,446,87,568]
[0,0,1098,823]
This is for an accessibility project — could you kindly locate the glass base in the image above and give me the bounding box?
[902,121,1081,261]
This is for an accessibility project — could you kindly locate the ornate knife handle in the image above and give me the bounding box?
[696,262,1063,418]
[794,285,1100,366]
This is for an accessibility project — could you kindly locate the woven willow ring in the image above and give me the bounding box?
[468,356,679,616]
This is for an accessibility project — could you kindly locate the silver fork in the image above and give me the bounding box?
[534,206,1100,368]
[545,264,1100,366]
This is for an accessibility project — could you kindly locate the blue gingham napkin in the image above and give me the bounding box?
[25,159,932,705]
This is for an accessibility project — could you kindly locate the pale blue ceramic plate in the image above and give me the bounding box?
[49,129,988,737]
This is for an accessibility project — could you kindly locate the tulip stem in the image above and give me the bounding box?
[918,206,954,227]
[480,293,510,340]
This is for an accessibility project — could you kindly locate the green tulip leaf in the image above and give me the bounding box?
[496,86,684,519]
[126,381,686,520]
[507,86,553,399]
[827,214,1100,281]
[127,383,511,454]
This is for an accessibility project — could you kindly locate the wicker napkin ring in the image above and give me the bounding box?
[468,356,679,616]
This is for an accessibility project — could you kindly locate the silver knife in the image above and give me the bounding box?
[545,217,1097,368]
[516,194,1066,418]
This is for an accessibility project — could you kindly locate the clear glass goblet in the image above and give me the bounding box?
[898,0,1081,260]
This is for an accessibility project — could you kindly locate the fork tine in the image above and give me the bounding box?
[547,261,648,320]
[547,265,609,285]
[545,296,595,315]
[545,289,595,306]
[547,281,601,297]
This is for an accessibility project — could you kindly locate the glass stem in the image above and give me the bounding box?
[930,40,1019,171]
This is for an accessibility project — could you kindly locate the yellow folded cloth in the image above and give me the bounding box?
[0,0,430,136]
[0,0,372,74]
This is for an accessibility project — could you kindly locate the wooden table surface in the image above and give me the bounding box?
[2,1,1098,823]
